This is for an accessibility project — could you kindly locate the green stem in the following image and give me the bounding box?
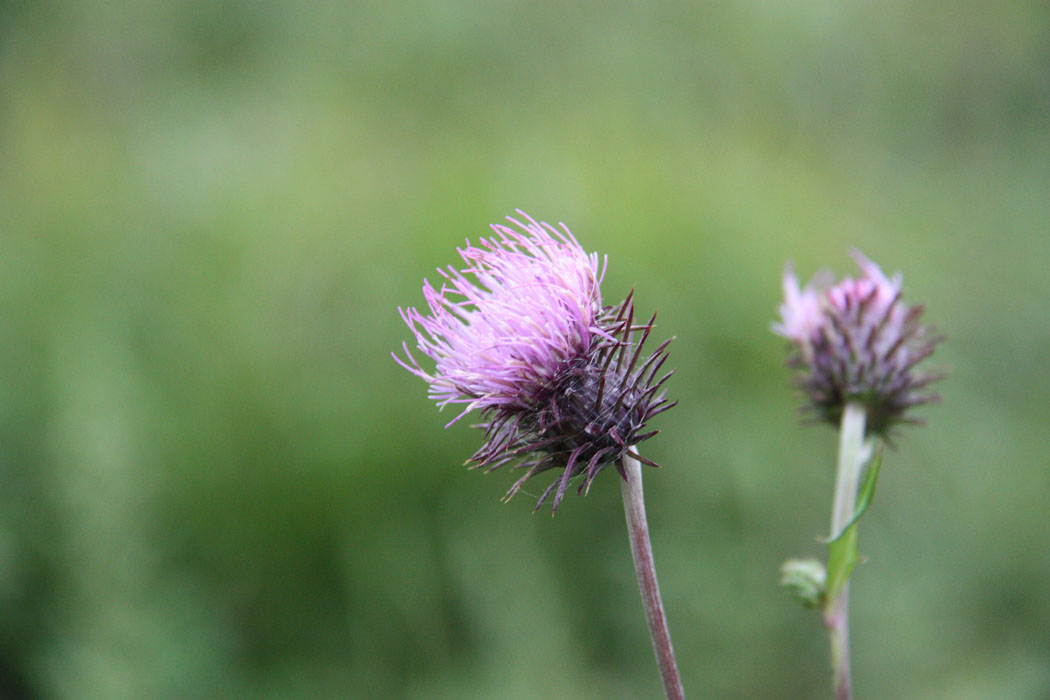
[620,451,685,700]
[823,402,867,700]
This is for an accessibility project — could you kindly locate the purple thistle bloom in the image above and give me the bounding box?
[395,211,676,511]
[774,250,944,434]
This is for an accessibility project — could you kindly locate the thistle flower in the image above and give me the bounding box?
[774,250,943,434]
[395,211,675,511]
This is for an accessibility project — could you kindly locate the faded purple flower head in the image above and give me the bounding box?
[774,250,943,434]
[395,211,675,511]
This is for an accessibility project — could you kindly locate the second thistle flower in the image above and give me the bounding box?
[395,212,676,511]
[773,250,944,435]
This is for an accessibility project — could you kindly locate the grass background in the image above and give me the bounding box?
[1,1,1049,698]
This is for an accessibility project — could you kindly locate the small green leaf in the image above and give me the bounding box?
[780,557,827,609]
[825,525,857,607]
[824,445,883,605]
[830,444,882,542]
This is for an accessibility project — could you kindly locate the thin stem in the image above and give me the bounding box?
[620,451,685,700]
[831,403,867,538]
[825,590,851,700]
[824,402,867,700]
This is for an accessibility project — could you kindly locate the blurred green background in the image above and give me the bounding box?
[2,1,1049,698]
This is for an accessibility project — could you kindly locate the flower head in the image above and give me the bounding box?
[774,250,943,434]
[395,211,675,511]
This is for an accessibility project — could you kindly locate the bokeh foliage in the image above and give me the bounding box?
[1,1,1049,698]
